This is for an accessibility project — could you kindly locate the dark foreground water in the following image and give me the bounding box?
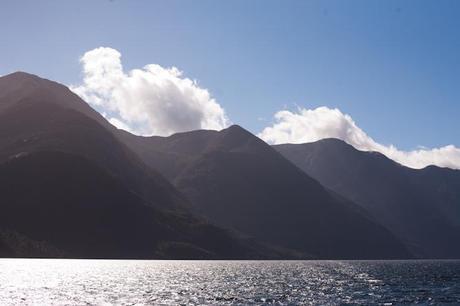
[0,259,459,305]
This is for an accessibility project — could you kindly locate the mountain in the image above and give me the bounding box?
[120,126,412,259]
[0,72,187,211]
[0,151,275,259]
[274,139,460,258]
[0,72,287,259]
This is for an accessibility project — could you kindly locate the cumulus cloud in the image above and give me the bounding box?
[71,47,230,136]
[259,106,460,169]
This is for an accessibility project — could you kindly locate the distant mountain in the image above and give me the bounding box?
[121,126,411,259]
[274,139,460,258]
[0,72,288,259]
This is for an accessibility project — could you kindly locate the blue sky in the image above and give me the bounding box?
[1,0,459,151]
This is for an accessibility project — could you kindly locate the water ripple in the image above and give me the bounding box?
[0,259,459,305]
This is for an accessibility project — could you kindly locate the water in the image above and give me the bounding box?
[0,259,459,305]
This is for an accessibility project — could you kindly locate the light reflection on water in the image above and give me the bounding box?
[0,259,459,305]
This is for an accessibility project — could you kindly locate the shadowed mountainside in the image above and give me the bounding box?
[0,151,284,259]
[0,72,296,259]
[0,72,187,211]
[120,126,412,259]
[274,139,460,258]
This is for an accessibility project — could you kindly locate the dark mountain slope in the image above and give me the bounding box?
[274,139,460,258]
[0,71,110,127]
[0,72,296,259]
[413,166,460,229]
[0,72,186,210]
[121,126,411,259]
[0,151,274,259]
[0,229,67,258]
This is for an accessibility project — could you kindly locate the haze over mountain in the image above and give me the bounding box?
[121,126,411,259]
[274,139,460,258]
[0,72,288,259]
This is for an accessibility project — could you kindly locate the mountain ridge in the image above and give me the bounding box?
[5,71,456,259]
[274,138,460,258]
[122,124,412,259]
[0,71,299,259]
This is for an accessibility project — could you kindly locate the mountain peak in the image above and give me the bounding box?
[224,124,245,132]
[0,71,49,88]
[214,124,268,152]
[0,71,65,94]
[220,124,255,139]
[3,71,41,79]
[0,71,111,130]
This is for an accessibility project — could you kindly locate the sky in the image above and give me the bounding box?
[1,0,460,168]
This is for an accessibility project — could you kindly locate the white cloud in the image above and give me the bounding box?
[71,47,230,136]
[259,106,460,169]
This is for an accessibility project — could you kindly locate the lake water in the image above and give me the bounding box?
[0,259,459,305]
